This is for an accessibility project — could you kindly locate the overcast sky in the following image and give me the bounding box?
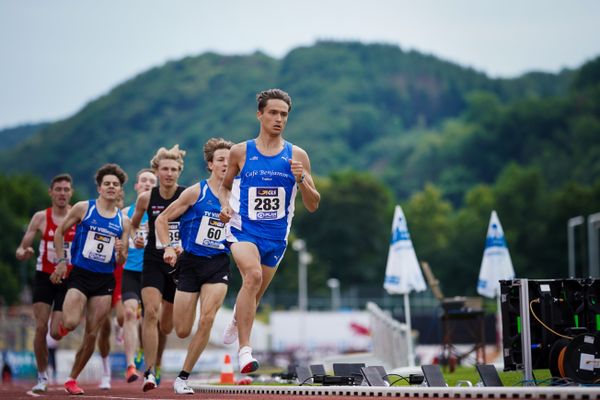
[1,0,599,129]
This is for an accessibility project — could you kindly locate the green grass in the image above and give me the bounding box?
[386,366,552,387]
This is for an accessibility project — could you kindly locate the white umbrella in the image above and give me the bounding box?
[477,210,515,298]
[384,205,427,366]
[477,210,515,351]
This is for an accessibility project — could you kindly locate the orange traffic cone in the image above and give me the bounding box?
[220,354,234,384]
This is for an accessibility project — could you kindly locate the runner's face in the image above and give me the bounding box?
[156,159,180,188]
[49,180,72,209]
[208,149,229,181]
[135,171,157,195]
[98,174,122,201]
[258,99,289,136]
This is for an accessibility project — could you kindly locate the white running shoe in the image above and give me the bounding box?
[238,346,259,374]
[99,374,111,390]
[143,373,157,392]
[173,377,194,394]
[31,378,48,393]
[223,318,238,345]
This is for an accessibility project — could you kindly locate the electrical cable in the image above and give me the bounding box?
[529,299,574,340]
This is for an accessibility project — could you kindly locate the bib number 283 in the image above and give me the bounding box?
[248,187,285,220]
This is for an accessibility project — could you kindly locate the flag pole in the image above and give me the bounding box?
[404,292,415,367]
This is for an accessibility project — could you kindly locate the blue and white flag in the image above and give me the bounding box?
[384,205,427,295]
[477,210,515,298]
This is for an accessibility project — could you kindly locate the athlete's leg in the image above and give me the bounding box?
[173,290,199,339]
[97,315,111,358]
[61,288,87,331]
[230,242,262,350]
[69,295,112,379]
[122,298,139,367]
[159,300,174,335]
[182,283,227,372]
[32,302,52,374]
[49,310,63,340]
[256,265,278,306]
[141,287,162,370]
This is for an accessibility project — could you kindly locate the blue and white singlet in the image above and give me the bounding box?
[70,200,124,274]
[179,180,229,257]
[231,139,297,241]
[123,204,147,272]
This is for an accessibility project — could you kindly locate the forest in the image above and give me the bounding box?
[1,42,599,306]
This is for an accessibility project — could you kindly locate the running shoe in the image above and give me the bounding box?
[134,349,144,370]
[98,374,111,390]
[223,318,238,345]
[64,379,84,395]
[238,346,259,374]
[31,377,48,393]
[173,376,194,394]
[58,321,70,338]
[142,372,157,392]
[155,366,161,386]
[125,365,139,383]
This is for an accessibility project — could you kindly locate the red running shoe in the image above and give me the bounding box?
[125,365,139,383]
[64,379,84,395]
[58,322,70,338]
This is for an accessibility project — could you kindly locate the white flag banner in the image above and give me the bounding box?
[384,205,427,295]
[477,210,515,298]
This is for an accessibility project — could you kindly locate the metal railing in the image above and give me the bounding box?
[366,301,409,369]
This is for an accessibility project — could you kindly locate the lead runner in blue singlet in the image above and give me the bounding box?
[50,163,130,395]
[218,89,321,373]
[156,138,233,395]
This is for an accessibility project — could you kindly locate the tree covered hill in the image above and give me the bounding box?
[0,41,576,199]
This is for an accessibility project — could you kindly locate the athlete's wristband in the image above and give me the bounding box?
[56,257,68,264]
[296,173,305,185]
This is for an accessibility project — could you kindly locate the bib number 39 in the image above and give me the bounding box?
[156,222,181,249]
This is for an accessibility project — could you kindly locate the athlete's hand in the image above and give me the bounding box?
[115,238,123,254]
[163,247,178,267]
[133,235,145,249]
[16,246,35,261]
[289,159,304,183]
[219,206,233,223]
[50,263,67,284]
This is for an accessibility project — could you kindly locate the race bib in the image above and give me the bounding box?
[129,223,148,248]
[248,187,285,220]
[82,231,115,263]
[47,241,72,264]
[155,221,181,249]
[195,217,226,249]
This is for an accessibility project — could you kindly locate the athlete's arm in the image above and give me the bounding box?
[50,201,87,283]
[115,217,130,265]
[218,143,244,223]
[291,145,320,212]
[15,210,44,260]
[159,184,200,267]
[130,191,150,248]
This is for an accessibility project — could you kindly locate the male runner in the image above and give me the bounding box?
[50,163,130,395]
[157,138,233,394]
[121,168,158,383]
[15,174,76,393]
[219,89,320,372]
[130,145,186,391]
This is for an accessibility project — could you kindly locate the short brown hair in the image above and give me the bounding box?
[95,163,128,187]
[204,138,234,171]
[50,173,73,189]
[256,88,292,112]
